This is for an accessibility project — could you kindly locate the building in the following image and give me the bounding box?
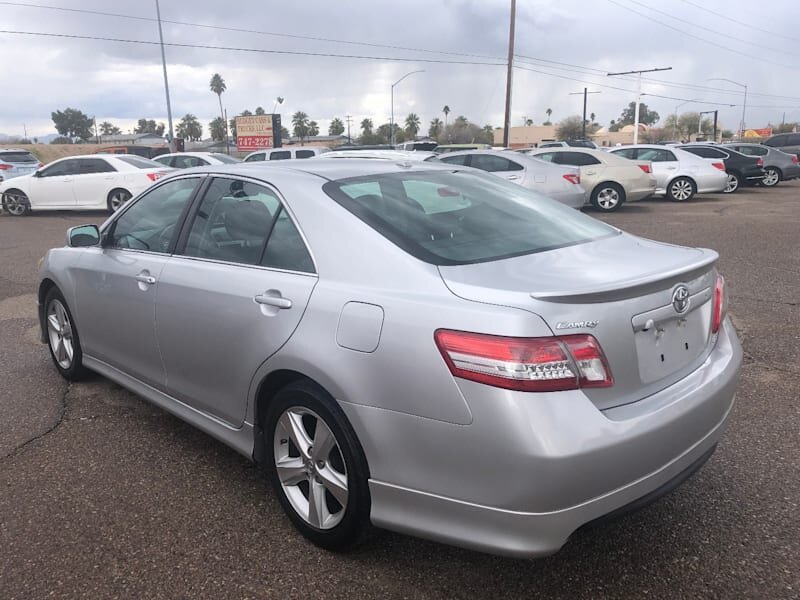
[98,133,167,146]
[493,125,557,149]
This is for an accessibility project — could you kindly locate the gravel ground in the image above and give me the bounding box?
[0,183,798,599]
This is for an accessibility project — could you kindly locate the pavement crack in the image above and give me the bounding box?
[1,381,70,461]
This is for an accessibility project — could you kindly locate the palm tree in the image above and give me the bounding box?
[308,121,320,137]
[525,118,533,126]
[360,118,374,135]
[292,111,310,144]
[209,73,228,147]
[428,117,443,139]
[404,113,421,139]
[442,105,450,129]
[545,107,553,125]
[209,117,226,142]
[590,112,596,124]
[176,114,202,141]
[329,118,345,136]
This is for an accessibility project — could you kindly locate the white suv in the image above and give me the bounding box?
[0,148,41,182]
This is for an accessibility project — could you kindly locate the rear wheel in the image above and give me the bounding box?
[667,177,696,202]
[723,172,740,194]
[265,380,372,551]
[2,190,30,216]
[107,188,132,212]
[762,167,781,187]
[591,182,625,212]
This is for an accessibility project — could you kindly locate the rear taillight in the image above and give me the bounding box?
[146,171,169,181]
[0,164,12,170]
[711,162,726,171]
[37,162,43,168]
[792,155,798,165]
[434,330,613,392]
[711,274,727,334]
[756,158,764,167]
[638,164,652,174]
[563,173,581,185]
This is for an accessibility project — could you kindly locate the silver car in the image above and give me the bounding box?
[37,160,741,558]
[0,147,40,181]
[436,150,585,208]
[721,143,800,187]
[608,145,728,201]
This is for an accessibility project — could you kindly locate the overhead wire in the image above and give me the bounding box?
[677,0,800,45]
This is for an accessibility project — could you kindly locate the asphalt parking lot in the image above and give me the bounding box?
[1,184,798,599]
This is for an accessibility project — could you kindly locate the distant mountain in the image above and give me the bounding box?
[0,132,59,144]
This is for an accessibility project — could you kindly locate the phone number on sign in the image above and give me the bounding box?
[237,135,274,150]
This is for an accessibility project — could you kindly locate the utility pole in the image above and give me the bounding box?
[708,78,747,140]
[23,123,27,141]
[345,114,353,144]
[699,110,718,141]
[502,0,516,148]
[568,88,601,139]
[608,66,672,144]
[155,0,175,152]
[93,117,99,144]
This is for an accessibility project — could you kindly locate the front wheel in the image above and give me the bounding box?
[591,182,625,212]
[265,380,372,551]
[2,190,30,216]
[667,177,696,202]
[107,188,132,212]
[761,167,780,187]
[723,172,740,194]
[44,288,88,380]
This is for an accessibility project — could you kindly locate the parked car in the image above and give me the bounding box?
[436,150,585,208]
[0,154,173,215]
[38,158,740,558]
[433,143,492,153]
[317,149,437,162]
[154,152,241,169]
[522,147,656,211]
[607,145,728,202]
[721,142,800,187]
[0,148,41,182]
[676,145,765,193]
[395,141,439,152]
[244,147,329,162]
[537,139,598,149]
[762,132,800,158]
[97,145,170,159]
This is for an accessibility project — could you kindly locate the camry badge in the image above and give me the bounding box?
[556,320,599,330]
[672,285,690,314]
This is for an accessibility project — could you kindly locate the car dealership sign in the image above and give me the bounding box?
[236,114,282,151]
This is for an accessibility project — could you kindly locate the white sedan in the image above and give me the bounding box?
[522,148,656,212]
[607,145,728,201]
[0,154,173,216]
[153,151,241,169]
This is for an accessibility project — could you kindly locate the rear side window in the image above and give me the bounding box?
[636,149,675,162]
[788,134,800,146]
[77,158,116,174]
[682,147,727,159]
[735,146,767,157]
[437,154,469,166]
[115,155,164,169]
[611,148,636,159]
[324,170,616,265]
[559,152,601,166]
[269,151,291,161]
[0,151,37,163]
[295,150,316,159]
[245,153,265,162]
[469,154,523,172]
[763,136,785,147]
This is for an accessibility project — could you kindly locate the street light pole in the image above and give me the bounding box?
[608,66,672,144]
[154,0,175,152]
[673,99,699,140]
[390,69,424,146]
[708,78,747,139]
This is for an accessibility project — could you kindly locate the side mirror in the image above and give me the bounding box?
[67,224,101,248]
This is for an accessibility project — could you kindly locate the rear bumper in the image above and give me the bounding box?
[362,317,742,558]
[779,164,800,180]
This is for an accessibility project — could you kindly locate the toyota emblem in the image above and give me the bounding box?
[672,285,690,314]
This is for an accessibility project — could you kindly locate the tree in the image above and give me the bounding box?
[544,108,553,125]
[640,127,673,144]
[442,105,450,129]
[292,111,311,143]
[376,122,404,144]
[589,112,596,124]
[480,125,495,145]
[209,73,228,144]
[525,118,533,126]
[99,121,121,136]
[772,122,798,134]
[429,117,443,139]
[134,119,164,136]
[609,119,620,132]
[255,106,266,116]
[308,120,320,137]
[360,118,374,136]
[209,117,226,141]
[404,113,421,139]
[556,115,598,140]
[280,126,290,140]
[176,114,202,141]
[51,136,72,145]
[617,101,660,126]
[663,112,713,140]
[51,108,93,140]
[329,117,345,136]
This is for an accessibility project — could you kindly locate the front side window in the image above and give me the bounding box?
[469,154,523,172]
[39,159,79,177]
[295,150,316,159]
[108,178,199,253]
[324,170,617,265]
[269,151,291,161]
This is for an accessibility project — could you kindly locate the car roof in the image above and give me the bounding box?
[322,150,435,161]
[157,152,222,158]
[0,147,34,153]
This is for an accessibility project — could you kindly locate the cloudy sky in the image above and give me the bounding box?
[1,0,799,139]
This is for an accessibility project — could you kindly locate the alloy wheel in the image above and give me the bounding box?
[3,192,28,216]
[762,168,779,187]
[273,407,349,530]
[724,174,739,193]
[596,187,620,210]
[109,190,132,211]
[670,179,693,201]
[47,299,74,369]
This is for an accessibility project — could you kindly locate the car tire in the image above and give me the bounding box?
[591,182,625,212]
[1,190,30,216]
[43,287,88,381]
[107,188,132,212]
[762,167,781,187]
[265,379,372,551]
[723,172,740,194]
[667,177,696,202]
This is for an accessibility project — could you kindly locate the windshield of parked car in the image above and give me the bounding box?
[323,170,617,265]
[210,153,241,163]
[115,155,165,169]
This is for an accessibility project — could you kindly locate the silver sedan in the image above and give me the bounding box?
[37,160,741,558]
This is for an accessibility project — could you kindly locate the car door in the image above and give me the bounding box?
[156,176,317,426]
[72,157,118,209]
[72,176,202,389]
[468,153,526,182]
[27,159,80,208]
[637,148,677,191]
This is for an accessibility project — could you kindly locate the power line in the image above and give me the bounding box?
[0,29,505,65]
[604,0,798,71]
[677,0,800,45]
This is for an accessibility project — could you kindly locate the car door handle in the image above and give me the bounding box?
[135,274,157,285]
[505,174,520,180]
[585,171,596,176]
[666,166,677,170]
[254,293,292,309]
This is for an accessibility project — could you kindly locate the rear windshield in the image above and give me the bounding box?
[210,153,240,163]
[115,155,164,169]
[323,170,617,265]
[0,151,37,163]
